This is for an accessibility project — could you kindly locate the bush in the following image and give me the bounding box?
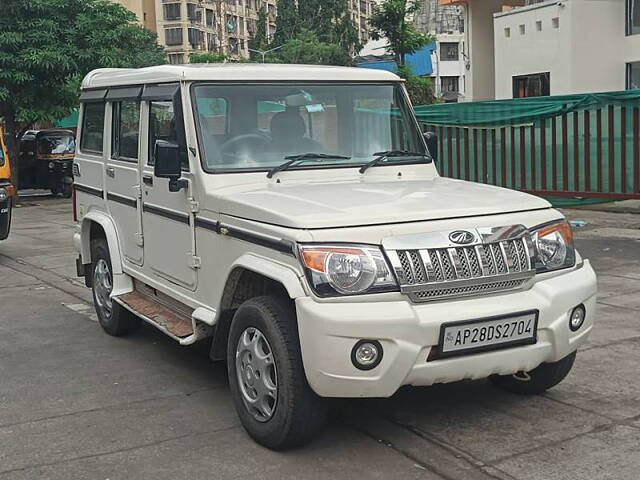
[397,64,436,105]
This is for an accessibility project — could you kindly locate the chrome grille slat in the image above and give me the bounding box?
[386,225,535,302]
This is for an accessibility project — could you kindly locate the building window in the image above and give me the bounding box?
[80,103,105,154]
[188,28,204,49]
[163,3,181,21]
[206,9,215,27]
[168,53,184,65]
[627,0,640,35]
[552,17,559,29]
[440,42,459,61]
[165,27,183,46]
[519,24,525,35]
[536,20,542,31]
[504,27,511,38]
[513,72,550,98]
[441,76,460,102]
[187,3,202,23]
[627,62,640,89]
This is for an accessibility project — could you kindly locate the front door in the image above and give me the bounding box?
[140,98,197,291]
[105,99,144,266]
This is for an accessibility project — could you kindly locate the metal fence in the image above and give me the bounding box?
[422,101,640,200]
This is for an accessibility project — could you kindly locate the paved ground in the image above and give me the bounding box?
[1,194,639,480]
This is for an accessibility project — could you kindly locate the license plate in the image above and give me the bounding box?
[437,310,538,358]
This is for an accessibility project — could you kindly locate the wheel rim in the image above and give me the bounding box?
[235,327,278,422]
[93,259,113,319]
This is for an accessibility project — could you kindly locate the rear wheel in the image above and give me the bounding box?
[90,238,140,336]
[0,196,11,240]
[227,296,327,450]
[490,351,577,394]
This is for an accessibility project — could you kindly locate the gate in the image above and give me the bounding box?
[415,90,640,200]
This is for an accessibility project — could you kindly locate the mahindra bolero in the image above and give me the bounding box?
[72,64,597,450]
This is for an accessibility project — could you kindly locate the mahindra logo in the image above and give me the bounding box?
[449,230,475,245]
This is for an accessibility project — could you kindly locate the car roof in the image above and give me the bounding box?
[81,63,402,89]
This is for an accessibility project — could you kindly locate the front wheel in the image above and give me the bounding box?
[490,351,577,395]
[227,296,327,450]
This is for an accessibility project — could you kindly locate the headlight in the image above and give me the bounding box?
[532,220,575,272]
[299,245,398,296]
[0,188,7,202]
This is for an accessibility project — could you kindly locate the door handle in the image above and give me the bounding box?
[142,175,153,186]
[106,167,115,178]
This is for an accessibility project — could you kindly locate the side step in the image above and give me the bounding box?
[112,285,214,345]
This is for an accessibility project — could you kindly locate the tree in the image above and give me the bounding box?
[299,0,361,53]
[0,0,165,187]
[369,0,433,65]
[276,30,353,66]
[248,6,269,60]
[397,64,436,105]
[273,0,299,46]
[189,52,228,64]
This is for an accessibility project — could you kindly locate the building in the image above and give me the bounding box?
[349,0,376,45]
[494,0,640,98]
[155,0,278,63]
[113,0,373,63]
[440,0,640,101]
[415,0,467,101]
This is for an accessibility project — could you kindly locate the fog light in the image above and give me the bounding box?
[569,304,586,331]
[0,188,7,202]
[351,340,383,370]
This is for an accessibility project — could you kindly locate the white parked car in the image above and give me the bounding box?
[72,64,596,450]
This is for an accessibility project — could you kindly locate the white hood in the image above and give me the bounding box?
[216,176,551,229]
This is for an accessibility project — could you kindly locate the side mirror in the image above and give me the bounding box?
[154,140,187,192]
[423,131,438,163]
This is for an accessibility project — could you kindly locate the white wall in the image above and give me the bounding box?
[494,0,640,99]
[466,0,505,101]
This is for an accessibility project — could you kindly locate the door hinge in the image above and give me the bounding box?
[190,255,202,269]
[135,233,144,247]
[189,198,200,214]
[133,185,143,199]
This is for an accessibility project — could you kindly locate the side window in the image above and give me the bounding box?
[149,101,188,169]
[112,101,140,160]
[80,103,105,154]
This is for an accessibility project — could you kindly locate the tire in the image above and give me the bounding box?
[62,183,73,198]
[227,296,327,450]
[0,196,11,241]
[90,238,140,336]
[490,350,577,395]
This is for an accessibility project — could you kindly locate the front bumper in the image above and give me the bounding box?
[296,260,597,398]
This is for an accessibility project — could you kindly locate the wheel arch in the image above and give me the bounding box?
[80,212,123,274]
[209,254,307,361]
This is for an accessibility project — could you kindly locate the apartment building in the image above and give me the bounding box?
[414,0,467,101]
[113,0,157,30]
[349,0,376,44]
[154,0,278,63]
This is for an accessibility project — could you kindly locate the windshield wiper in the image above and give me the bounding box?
[267,153,351,178]
[359,150,430,174]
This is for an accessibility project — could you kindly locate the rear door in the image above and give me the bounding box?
[104,87,144,266]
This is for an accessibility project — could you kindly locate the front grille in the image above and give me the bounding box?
[383,226,535,302]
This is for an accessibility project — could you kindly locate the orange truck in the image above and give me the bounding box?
[0,125,14,240]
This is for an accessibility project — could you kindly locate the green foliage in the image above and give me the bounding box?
[273,0,299,46]
[248,7,269,59]
[369,0,433,64]
[189,52,228,64]
[275,30,353,66]
[274,0,361,53]
[0,0,164,128]
[397,64,436,105]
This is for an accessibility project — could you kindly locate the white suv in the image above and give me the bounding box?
[72,64,596,450]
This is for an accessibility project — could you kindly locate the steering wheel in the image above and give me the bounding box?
[220,133,271,158]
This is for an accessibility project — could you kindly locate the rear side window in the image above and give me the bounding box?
[112,101,141,160]
[149,101,188,169]
[80,103,105,154]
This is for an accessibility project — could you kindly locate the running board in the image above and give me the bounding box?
[113,290,213,345]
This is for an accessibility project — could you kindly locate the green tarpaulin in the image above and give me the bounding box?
[414,90,640,127]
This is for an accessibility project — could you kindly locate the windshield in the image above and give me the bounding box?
[192,83,428,172]
[38,135,76,155]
